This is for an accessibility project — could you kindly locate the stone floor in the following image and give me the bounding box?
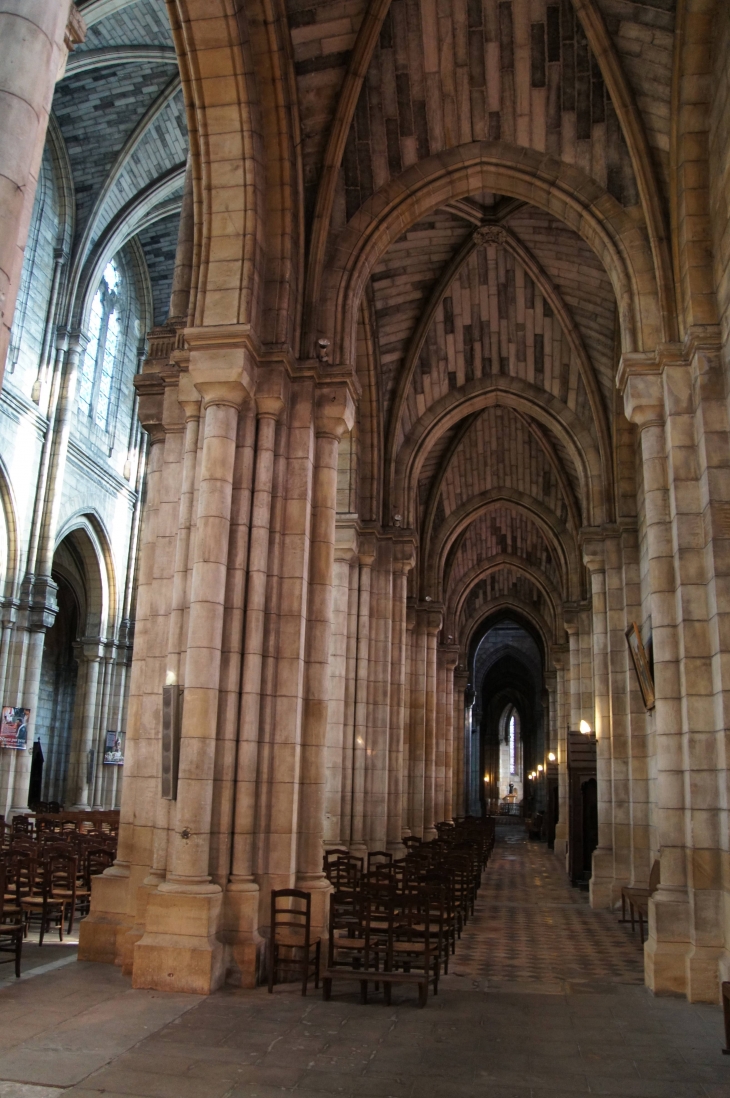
[0,828,727,1098]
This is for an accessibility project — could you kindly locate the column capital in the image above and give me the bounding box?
[417,603,443,635]
[358,530,377,568]
[185,324,258,407]
[314,382,355,440]
[393,535,417,575]
[440,643,460,671]
[255,364,287,420]
[334,519,359,563]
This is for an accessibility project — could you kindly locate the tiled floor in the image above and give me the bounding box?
[0,829,727,1098]
[451,823,646,987]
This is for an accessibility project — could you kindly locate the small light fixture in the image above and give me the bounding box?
[548,751,556,762]
[537,764,543,773]
[579,719,592,735]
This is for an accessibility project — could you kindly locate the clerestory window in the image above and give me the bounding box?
[78,262,121,430]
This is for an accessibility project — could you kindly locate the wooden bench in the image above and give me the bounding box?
[322,966,429,1007]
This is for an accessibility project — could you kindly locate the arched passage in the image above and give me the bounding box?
[468,616,546,823]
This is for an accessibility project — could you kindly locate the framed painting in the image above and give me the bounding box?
[626,622,655,709]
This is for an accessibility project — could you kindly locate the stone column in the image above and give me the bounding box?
[583,539,615,909]
[453,668,469,818]
[69,642,103,809]
[409,609,427,837]
[401,600,415,837]
[350,536,374,858]
[226,385,284,983]
[147,381,201,887]
[134,370,251,995]
[551,644,570,862]
[78,368,167,967]
[366,543,392,852]
[0,1,83,383]
[441,646,459,823]
[296,384,355,934]
[386,540,414,853]
[324,522,358,849]
[339,554,360,846]
[422,607,441,841]
[622,359,688,998]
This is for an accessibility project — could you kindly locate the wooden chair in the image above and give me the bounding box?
[0,860,23,977]
[367,850,393,872]
[21,852,75,944]
[268,888,321,996]
[621,859,660,941]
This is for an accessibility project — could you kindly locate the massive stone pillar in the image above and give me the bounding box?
[295,384,355,935]
[0,1,83,384]
[133,358,252,995]
[622,356,690,998]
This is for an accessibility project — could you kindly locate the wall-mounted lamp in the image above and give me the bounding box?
[579,719,592,735]
[537,764,543,773]
[548,751,556,762]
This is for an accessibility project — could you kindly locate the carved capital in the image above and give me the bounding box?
[185,324,257,406]
[315,383,355,440]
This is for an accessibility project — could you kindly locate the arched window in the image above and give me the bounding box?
[509,713,516,775]
[78,262,121,429]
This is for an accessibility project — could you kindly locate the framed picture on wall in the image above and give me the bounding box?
[0,707,30,749]
[103,730,124,765]
[626,623,655,710]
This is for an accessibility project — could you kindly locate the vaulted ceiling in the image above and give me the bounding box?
[64,0,677,659]
[60,0,187,325]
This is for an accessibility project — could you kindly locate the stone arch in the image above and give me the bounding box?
[54,514,117,639]
[0,457,19,602]
[321,142,663,372]
[462,598,556,667]
[447,555,564,640]
[432,491,576,601]
[395,377,605,528]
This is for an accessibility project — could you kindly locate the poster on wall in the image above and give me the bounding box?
[103,731,124,765]
[626,623,655,710]
[0,707,30,749]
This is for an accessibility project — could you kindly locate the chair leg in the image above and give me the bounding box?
[14,931,20,978]
[314,941,320,990]
[38,905,46,947]
[268,942,275,993]
[58,906,64,943]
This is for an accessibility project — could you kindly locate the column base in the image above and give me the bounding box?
[132,888,225,995]
[686,945,723,1003]
[223,881,264,988]
[78,863,134,966]
[644,889,691,997]
[589,845,618,909]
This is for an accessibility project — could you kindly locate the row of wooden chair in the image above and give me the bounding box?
[266,817,495,1007]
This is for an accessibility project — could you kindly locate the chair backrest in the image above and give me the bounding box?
[11,816,32,835]
[648,858,660,894]
[270,888,311,948]
[47,852,77,897]
[367,850,393,870]
[11,851,37,900]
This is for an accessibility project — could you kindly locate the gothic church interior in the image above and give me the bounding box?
[1,0,730,1023]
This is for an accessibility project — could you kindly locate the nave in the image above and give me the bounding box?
[0,828,724,1098]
